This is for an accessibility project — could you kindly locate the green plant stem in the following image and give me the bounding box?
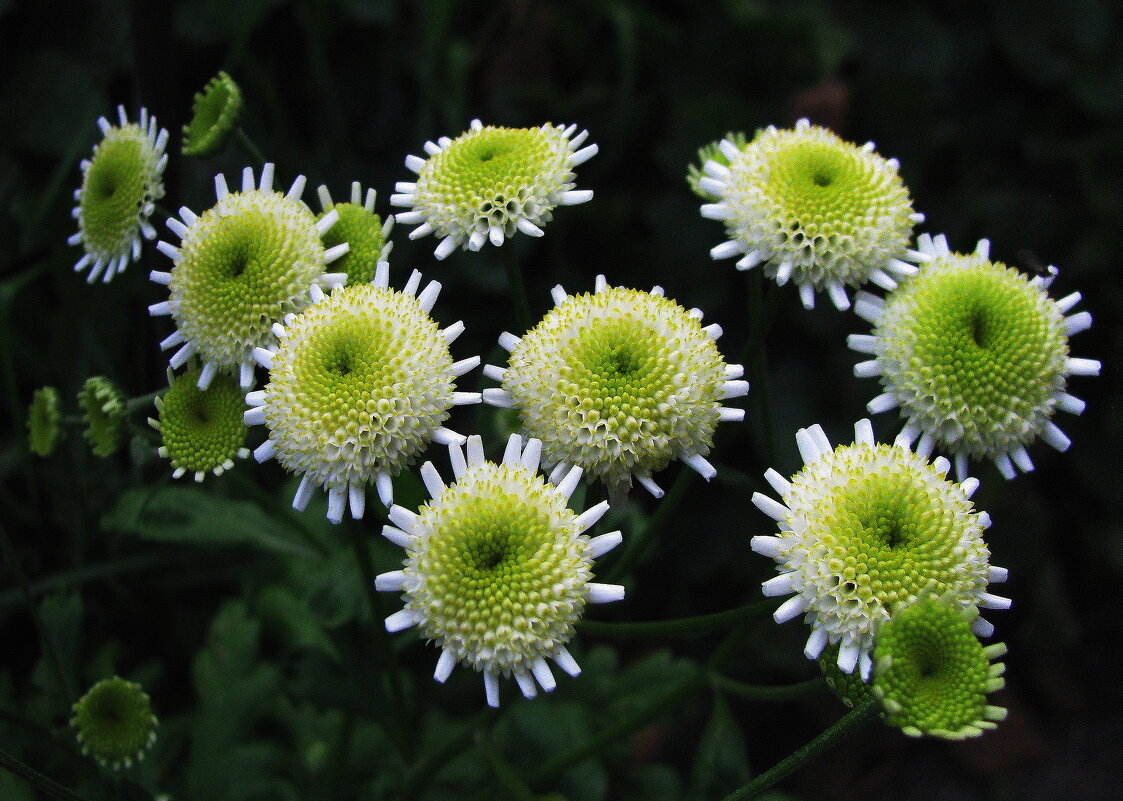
[578,598,774,639]
[742,269,783,466]
[476,731,538,801]
[125,391,160,414]
[710,674,826,702]
[235,126,265,169]
[720,699,881,801]
[602,465,694,582]
[503,245,532,332]
[0,747,91,801]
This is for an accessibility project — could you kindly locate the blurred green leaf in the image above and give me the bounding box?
[253,583,340,661]
[687,694,751,801]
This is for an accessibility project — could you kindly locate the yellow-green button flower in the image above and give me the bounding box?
[376,434,625,707]
[149,366,250,481]
[69,106,168,283]
[79,376,126,458]
[148,164,349,390]
[851,234,1100,480]
[391,119,597,259]
[27,386,63,457]
[751,419,1009,679]
[181,70,243,158]
[483,277,747,498]
[71,677,158,770]
[244,265,480,523]
[316,182,394,286]
[700,118,924,310]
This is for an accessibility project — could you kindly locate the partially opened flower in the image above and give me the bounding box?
[376,434,625,707]
[148,164,349,390]
[71,677,158,770]
[872,595,1007,739]
[316,182,394,285]
[244,264,480,523]
[391,119,597,259]
[181,70,243,158]
[149,366,250,481]
[28,386,63,457]
[751,419,1009,679]
[699,118,925,309]
[482,276,747,499]
[687,131,748,201]
[79,376,126,458]
[69,106,168,283]
[851,233,1100,480]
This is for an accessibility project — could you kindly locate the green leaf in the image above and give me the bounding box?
[103,486,319,559]
[253,584,340,662]
[687,694,751,801]
[30,591,82,707]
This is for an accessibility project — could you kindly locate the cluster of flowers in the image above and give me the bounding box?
[692,119,1099,737]
[38,71,1098,766]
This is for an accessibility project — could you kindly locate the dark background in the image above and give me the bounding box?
[1,1,1120,799]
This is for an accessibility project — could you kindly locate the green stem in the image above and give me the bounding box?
[720,700,880,801]
[0,747,91,801]
[710,674,826,702]
[125,391,161,414]
[503,245,532,332]
[578,599,774,640]
[234,126,266,169]
[476,731,538,801]
[602,465,694,582]
[743,270,782,466]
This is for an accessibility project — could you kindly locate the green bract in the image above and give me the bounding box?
[391,119,597,259]
[71,677,158,770]
[150,366,249,481]
[873,596,1007,739]
[751,419,1009,679]
[78,376,126,458]
[245,269,479,522]
[316,182,394,286]
[69,107,168,283]
[376,434,625,707]
[148,164,348,391]
[700,118,923,309]
[182,70,243,157]
[484,278,747,498]
[27,386,63,457]
[852,234,1100,481]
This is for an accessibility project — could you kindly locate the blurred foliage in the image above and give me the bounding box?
[1,0,1121,799]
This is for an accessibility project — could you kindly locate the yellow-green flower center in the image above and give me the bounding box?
[182,71,243,157]
[318,203,386,286]
[156,368,247,475]
[71,677,157,769]
[79,130,150,256]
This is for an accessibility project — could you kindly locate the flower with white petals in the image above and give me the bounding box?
[482,276,747,499]
[851,233,1100,481]
[148,164,349,391]
[376,434,625,707]
[750,419,1009,680]
[391,119,597,259]
[69,106,168,283]
[699,118,924,310]
[244,264,480,523]
[316,182,394,286]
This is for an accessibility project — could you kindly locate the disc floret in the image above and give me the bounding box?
[69,106,168,283]
[148,164,349,391]
[851,233,1100,480]
[376,434,626,707]
[150,366,250,481]
[244,264,481,523]
[71,677,158,770]
[700,118,925,310]
[391,119,597,259]
[750,418,1009,679]
[482,276,747,498]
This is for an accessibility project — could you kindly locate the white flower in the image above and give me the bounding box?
[391,119,596,259]
[376,434,625,707]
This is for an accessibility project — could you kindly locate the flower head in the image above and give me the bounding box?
[244,264,481,523]
[69,106,168,283]
[851,234,1100,481]
[71,677,158,770]
[149,366,250,481]
[148,164,349,391]
[873,595,1007,739]
[28,386,63,457]
[79,376,126,458]
[316,182,394,286]
[700,118,924,310]
[391,119,597,259]
[182,70,243,157]
[376,434,625,707]
[750,419,1009,679]
[482,276,747,498]
[687,131,748,201]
